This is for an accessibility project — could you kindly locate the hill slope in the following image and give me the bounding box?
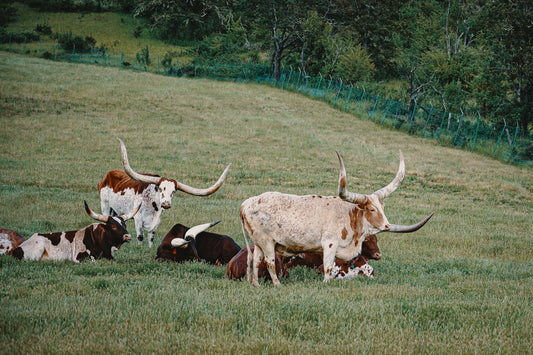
[1,52,532,353]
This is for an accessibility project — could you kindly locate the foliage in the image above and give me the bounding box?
[134,0,224,43]
[334,44,375,83]
[34,23,52,35]
[52,30,95,52]
[136,45,150,67]
[0,1,18,27]
[0,28,40,44]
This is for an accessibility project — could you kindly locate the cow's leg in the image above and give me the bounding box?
[262,242,281,286]
[251,245,264,287]
[134,216,144,244]
[321,242,337,282]
[246,246,253,283]
[147,230,155,247]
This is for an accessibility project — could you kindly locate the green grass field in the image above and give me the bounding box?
[1,51,532,354]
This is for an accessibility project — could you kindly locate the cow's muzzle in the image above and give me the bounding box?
[123,234,132,242]
[162,202,171,209]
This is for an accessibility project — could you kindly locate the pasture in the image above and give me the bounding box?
[1,51,532,354]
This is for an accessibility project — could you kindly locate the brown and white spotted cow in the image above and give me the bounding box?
[98,139,231,247]
[0,228,26,255]
[318,254,375,279]
[240,150,434,286]
[12,201,139,262]
[226,244,288,281]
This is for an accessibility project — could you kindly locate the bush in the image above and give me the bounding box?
[133,25,142,38]
[34,23,52,36]
[0,29,40,44]
[52,31,93,53]
[334,44,375,84]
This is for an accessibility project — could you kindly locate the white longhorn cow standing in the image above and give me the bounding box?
[240,150,433,286]
[98,139,231,247]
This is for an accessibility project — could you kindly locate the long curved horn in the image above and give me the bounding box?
[84,200,108,223]
[175,163,231,196]
[185,220,221,239]
[170,238,191,248]
[387,212,434,233]
[119,138,162,185]
[373,150,405,200]
[120,202,141,221]
[336,151,367,204]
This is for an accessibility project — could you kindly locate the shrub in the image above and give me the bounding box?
[334,44,376,83]
[133,25,142,38]
[52,31,92,52]
[0,29,40,44]
[136,46,151,67]
[34,23,52,36]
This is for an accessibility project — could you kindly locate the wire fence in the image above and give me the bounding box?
[3,39,532,167]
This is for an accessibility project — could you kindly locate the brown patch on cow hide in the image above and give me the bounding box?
[341,227,348,240]
[64,231,76,243]
[349,207,363,238]
[98,169,160,194]
[329,243,333,248]
[76,251,90,262]
[46,232,63,246]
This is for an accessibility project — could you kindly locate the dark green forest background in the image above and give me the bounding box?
[2,0,531,135]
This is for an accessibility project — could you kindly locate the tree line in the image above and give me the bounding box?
[4,0,532,133]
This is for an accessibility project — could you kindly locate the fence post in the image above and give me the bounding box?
[472,112,481,151]
[422,104,434,137]
[357,88,366,113]
[23,36,26,53]
[334,80,343,108]
[344,85,353,112]
[370,95,380,118]
[324,76,332,100]
[408,101,417,131]
[492,123,507,156]
[436,111,447,138]
[381,95,393,125]
[453,111,464,146]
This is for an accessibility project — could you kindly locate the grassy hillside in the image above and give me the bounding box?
[1,52,532,353]
[3,2,188,60]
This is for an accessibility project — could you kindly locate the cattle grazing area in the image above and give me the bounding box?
[1,52,532,353]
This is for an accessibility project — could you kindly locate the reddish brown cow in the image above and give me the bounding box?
[283,234,381,269]
[156,222,241,265]
[226,244,288,281]
[0,228,26,255]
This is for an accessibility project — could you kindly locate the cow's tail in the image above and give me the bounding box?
[240,208,253,283]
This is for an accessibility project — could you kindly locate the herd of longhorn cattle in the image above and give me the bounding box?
[1,139,433,286]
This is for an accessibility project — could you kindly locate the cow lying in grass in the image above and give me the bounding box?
[156,221,241,265]
[12,201,139,262]
[0,228,26,255]
[226,244,288,281]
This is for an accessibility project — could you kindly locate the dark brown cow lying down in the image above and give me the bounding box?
[12,201,139,262]
[0,228,26,255]
[226,244,288,281]
[156,221,241,265]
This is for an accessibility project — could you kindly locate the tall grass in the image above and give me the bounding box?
[1,52,532,354]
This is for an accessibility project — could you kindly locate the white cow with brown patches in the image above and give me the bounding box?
[98,139,231,247]
[240,151,433,286]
